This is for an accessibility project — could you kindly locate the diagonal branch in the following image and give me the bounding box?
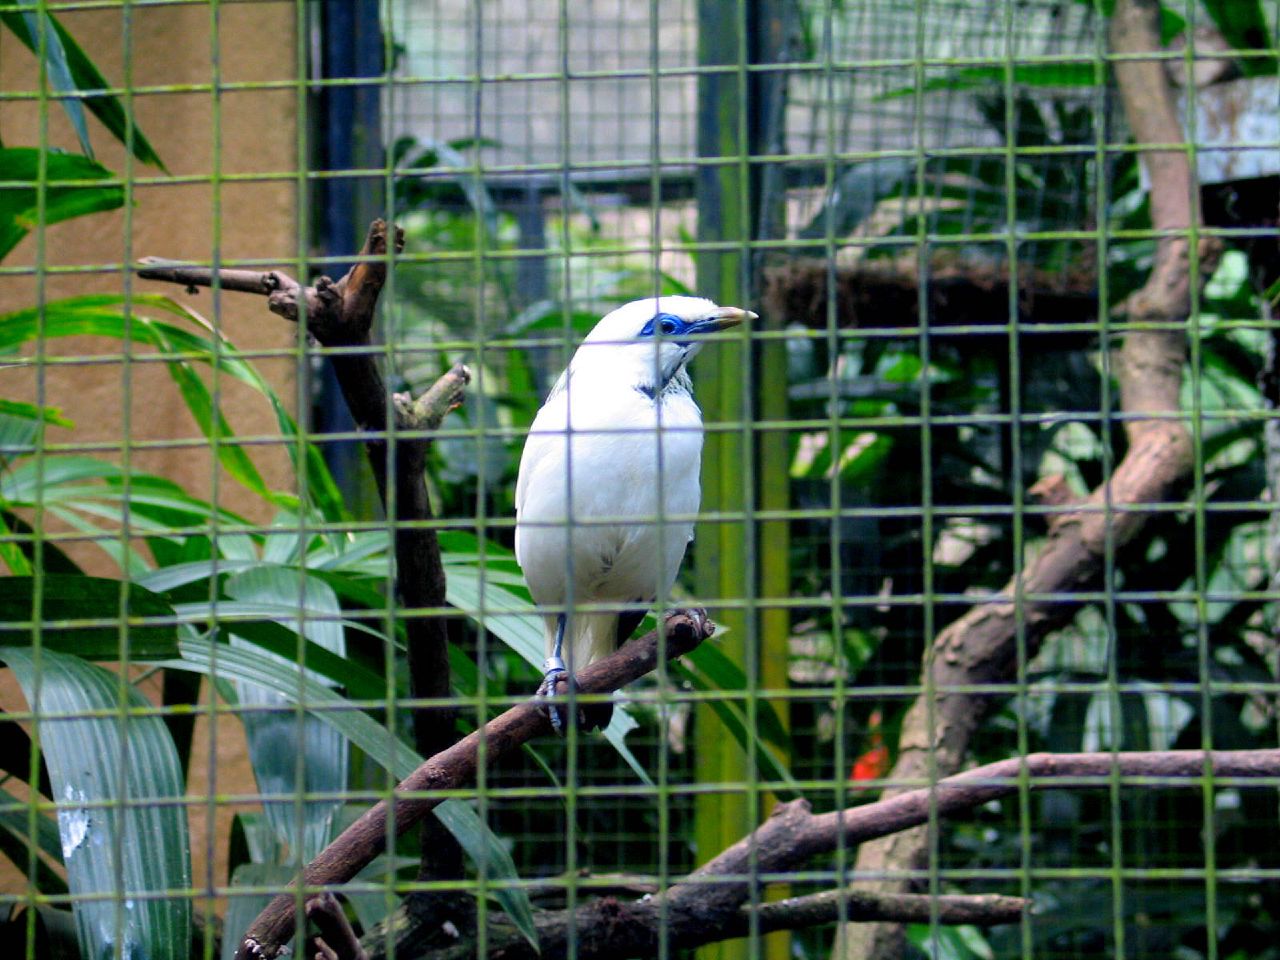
[234,610,716,960]
[836,3,1223,958]
[140,219,470,903]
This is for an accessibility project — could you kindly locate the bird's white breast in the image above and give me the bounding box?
[515,369,703,611]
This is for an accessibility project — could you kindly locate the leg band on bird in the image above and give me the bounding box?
[538,613,571,733]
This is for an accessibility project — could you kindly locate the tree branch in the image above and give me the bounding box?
[140,220,470,909]
[837,3,1223,958]
[350,748,1276,960]
[233,610,716,960]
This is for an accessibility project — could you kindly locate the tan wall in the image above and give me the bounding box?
[1,0,302,520]
[1,0,304,912]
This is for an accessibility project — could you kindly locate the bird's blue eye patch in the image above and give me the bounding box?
[639,312,688,339]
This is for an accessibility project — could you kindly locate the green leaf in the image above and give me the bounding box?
[226,566,349,862]
[164,637,540,950]
[0,511,32,576]
[683,642,790,749]
[0,147,124,261]
[13,6,93,157]
[433,800,540,947]
[0,398,72,428]
[0,785,67,895]
[0,647,191,960]
[0,574,179,658]
[1200,0,1277,76]
[879,62,1098,100]
[0,294,347,521]
[0,10,165,169]
[674,648,799,799]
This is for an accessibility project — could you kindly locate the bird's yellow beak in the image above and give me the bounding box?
[693,306,757,334]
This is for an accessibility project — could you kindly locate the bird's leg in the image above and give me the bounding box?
[537,613,570,733]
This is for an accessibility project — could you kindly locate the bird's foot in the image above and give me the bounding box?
[537,657,571,734]
[537,657,613,734]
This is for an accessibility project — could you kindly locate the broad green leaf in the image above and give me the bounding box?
[0,456,249,530]
[433,799,540,947]
[0,574,179,658]
[1,647,191,960]
[226,566,348,862]
[149,327,273,503]
[0,11,165,169]
[134,558,263,594]
[173,598,389,651]
[445,562,651,782]
[44,503,153,576]
[164,637,540,950]
[0,147,123,261]
[444,563,545,666]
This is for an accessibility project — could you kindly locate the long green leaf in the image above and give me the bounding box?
[13,6,92,157]
[164,637,539,949]
[0,147,123,261]
[226,567,348,862]
[0,294,346,520]
[0,11,165,169]
[683,642,791,750]
[673,652,800,799]
[0,398,72,428]
[0,574,179,658]
[1,647,191,960]
[879,62,1098,100]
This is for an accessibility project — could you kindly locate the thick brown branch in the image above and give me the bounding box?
[234,611,715,960]
[442,890,1028,960]
[383,748,1276,960]
[744,889,1025,934]
[838,4,1221,958]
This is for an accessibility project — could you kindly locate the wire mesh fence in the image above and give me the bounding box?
[1,1,1279,959]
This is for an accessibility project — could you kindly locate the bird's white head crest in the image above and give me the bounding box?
[571,296,755,395]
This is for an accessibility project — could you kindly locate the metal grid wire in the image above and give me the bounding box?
[1,1,1279,960]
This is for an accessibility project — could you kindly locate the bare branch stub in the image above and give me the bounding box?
[305,894,369,960]
[394,363,472,431]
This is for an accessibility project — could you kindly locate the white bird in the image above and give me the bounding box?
[514,296,755,731]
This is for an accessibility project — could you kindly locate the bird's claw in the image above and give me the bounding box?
[537,657,613,734]
[538,658,570,734]
[663,607,711,637]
